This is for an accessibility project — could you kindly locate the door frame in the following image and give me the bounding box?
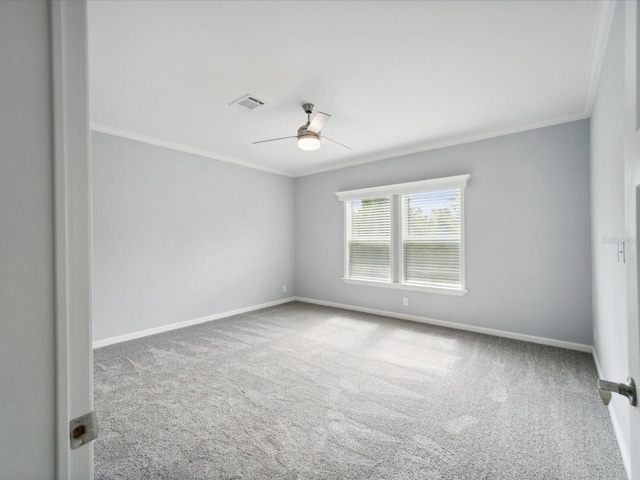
[51,1,94,478]
[47,0,640,479]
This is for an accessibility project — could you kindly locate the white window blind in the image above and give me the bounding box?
[402,189,462,288]
[346,197,391,281]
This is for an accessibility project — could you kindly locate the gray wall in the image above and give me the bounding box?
[590,2,629,461]
[91,132,296,341]
[0,1,56,477]
[296,120,593,345]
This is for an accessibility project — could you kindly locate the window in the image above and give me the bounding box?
[346,197,391,281]
[402,189,461,288]
[336,175,469,295]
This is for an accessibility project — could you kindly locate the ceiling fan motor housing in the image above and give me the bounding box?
[297,126,320,140]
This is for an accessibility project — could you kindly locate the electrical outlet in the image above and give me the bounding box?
[403,297,408,306]
[282,285,287,293]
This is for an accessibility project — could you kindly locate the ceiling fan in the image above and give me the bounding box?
[253,103,351,151]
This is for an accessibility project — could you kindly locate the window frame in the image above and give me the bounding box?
[336,175,469,296]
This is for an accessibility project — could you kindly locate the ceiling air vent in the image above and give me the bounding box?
[229,94,266,110]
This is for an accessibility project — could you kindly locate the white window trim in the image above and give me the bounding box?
[335,174,470,201]
[336,175,470,296]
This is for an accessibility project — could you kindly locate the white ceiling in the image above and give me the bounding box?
[88,0,613,177]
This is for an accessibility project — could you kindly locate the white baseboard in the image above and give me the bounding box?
[92,297,296,349]
[592,350,631,479]
[294,296,593,353]
[95,294,593,352]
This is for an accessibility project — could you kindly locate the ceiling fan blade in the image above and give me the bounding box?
[252,136,297,145]
[307,112,331,134]
[322,136,352,150]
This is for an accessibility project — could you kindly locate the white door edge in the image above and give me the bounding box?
[51,1,94,478]
[625,1,640,479]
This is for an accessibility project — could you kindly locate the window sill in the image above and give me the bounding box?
[343,278,468,296]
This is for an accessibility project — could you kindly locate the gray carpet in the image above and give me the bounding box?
[94,302,626,479]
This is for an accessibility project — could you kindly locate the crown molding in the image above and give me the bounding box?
[293,112,588,177]
[94,108,588,180]
[94,110,588,179]
[90,123,294,177]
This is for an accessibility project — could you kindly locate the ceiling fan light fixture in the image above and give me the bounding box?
[297,134,321,151]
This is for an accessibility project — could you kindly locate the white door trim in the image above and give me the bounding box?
[51,1,94,478]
